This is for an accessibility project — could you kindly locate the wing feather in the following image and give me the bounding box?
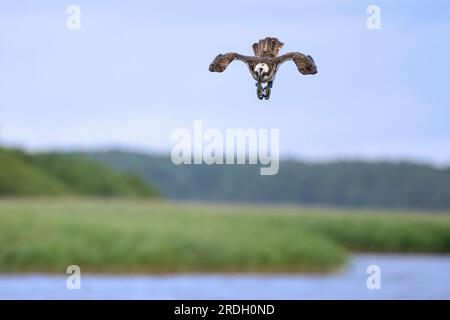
[276,52,317,75]
[209,53,255,72]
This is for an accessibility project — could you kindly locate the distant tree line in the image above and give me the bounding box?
[87,150,450,210]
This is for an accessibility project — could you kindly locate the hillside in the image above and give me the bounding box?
[0,148,159,197]
[87,150,450,210]
[0,148,67,195]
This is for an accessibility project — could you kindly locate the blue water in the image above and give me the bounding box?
[1,254,449,299]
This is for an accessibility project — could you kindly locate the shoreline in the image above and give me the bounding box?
[1,253,450,276]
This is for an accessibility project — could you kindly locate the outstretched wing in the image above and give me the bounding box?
[276,52,317,75]
[209,53,255,72]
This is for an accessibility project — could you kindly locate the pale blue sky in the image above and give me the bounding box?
[0,0,449,163]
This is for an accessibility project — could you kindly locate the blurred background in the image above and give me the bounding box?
[0,0,449,299]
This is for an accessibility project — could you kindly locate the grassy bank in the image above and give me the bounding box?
[0,198,449,273]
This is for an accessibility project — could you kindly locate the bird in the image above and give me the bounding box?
[209,37,317,100]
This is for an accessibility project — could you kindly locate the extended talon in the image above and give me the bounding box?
[264,86,271,100]
[256,81,273,100]
[256,82,264,100]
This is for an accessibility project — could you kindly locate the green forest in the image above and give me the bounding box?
[0,148,159,197]
[2,147,450,210]
[87,150,450,210]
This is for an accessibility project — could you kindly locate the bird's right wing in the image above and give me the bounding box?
[209,53,255,72]
[276,52,317,75]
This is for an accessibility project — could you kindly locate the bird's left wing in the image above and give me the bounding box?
[209,53,256,72]
[275,52,317,75]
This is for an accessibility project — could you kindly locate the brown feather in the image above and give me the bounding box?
[252,37,284,57]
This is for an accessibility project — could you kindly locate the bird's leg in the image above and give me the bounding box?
[264,86,271,100]
[263,81,273,100]
[256,81,273,100]
[256,81,264,100]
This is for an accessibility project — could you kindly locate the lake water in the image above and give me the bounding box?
[1,254,449,299]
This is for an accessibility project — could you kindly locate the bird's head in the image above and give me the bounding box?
[253,63,270,82]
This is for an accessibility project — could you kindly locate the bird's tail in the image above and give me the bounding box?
[252,37,284,57]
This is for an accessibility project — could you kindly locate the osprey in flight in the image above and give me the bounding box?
[209,37,317,100]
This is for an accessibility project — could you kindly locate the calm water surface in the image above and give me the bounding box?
[1,254,449,299]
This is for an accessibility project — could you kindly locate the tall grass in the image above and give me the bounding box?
[0,198,449,273]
